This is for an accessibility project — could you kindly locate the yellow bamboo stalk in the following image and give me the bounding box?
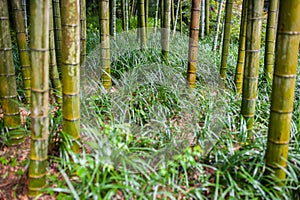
[100,0,111,89]
[61,0,81,153]
[265,0,300,182]
[161,0,171,62]
[234,0,248,94]
[28,0,49,197]
[240,0,264,138]
[187,0,200,88]
[11,0,31,104]
[220,0,234,79]
[263,0,279,80]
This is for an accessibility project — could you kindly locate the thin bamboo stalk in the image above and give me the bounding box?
[80,0,87,86]
[263,0,279,80]
[53,0,63,76]
[171,0,175,30]
[200,0,205,39]
[28,0,49,197]
[172,0,180,37]
[0,0,25,145]
[205,0,209,35]
[144,0,148,35]
[212,0,224,51]
[161,0,171,62]
[187,0,200,88]
[49,0,62,104]
[110,0,116,39]
[240,0,264,138]
[265,0,300,182]
[235,0,248,94]
[179,0,182,35]
[153,0,159,32]
[220,0,233,79]
[121,0,127,32]
[100,0,111,88]
[61,0,81,152]
[11,0,31,104]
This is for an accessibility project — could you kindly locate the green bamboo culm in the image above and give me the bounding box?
[100,0,111,89]
[187,0,200,88]
[121,0,128,32]
[0,0,25,145]
[49,0,62,104]
[219,0,233,80]
[263,0,279,81]
[138,0,147,48]
[205,0,210,35]
[11,0,31,104]
[80,0,87,86]
[161,0,171,63]
[144,0,148,35]
[28,0,50,197]
[234,0,248,94]
[240,0,264,139]
[53,0,63,76]
[61,0,81,153]
[265,0,300,182]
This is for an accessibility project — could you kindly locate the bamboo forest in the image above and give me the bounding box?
[1,0,300,199]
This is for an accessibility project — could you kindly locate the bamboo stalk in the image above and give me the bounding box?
[0,0,25,146]
[187,0,200,88]
[153,0,159,32]
[80,0,87,86]
[61,0,81,153]
[220,0,233,79]
[200,0,205,39]
[240,0,264,138]
[11,0,31,104]
[53,0,63,76]
[212,0,224,51]
[172,0,180,37]
[49,0,62,104]
[138,0,147,48]
[265,0,300,182]
[110,0,116,39]
[28,0,49,197]
[100,0,111,88]
[179,0,182,35]
[263,0,279,80]
[235,0,248,94]
[205,0,209,35]
[144,0,148,35]
[161,0,171,63]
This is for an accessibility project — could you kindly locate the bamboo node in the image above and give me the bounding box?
[277,31,300,35]
[267,138,290,145]
[273,73,296,79]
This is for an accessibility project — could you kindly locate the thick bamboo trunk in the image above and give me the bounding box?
[220,0,233,79]
[100,0,111,88]
[61,0,81,153]
[187,0,200,88]
[161,0,171,62]
[21,0,28,36]
[110,0,116,39]
[240,0,264,138]
[11,0,31,104]
[212,0,224,51]
[0,0,25,145]
[53,0,63,76]
[263,0,279,80]
[49,0,62,104]
[205,0,209,35]
[80,0,87,86]
[235,0,248,94]
[138,0,147,48]
[265,0,300,182]
[28,0,49,197]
